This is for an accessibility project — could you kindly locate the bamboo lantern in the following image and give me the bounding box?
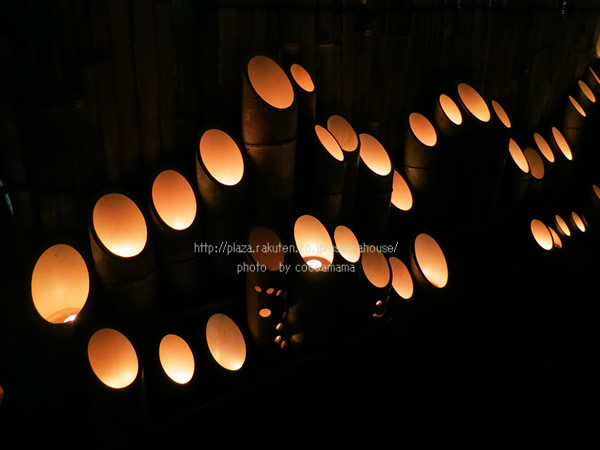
[533,132,556,194]
[554,213,572,240]
[529,219,554,252]
[548,127,575,200]
[434,94,463,138]
[387,256,415,318]
[355,133,393,243]
[331,224,362,329]
[498,138,531,213]
[89,192,156,318]
[205,313,247,372]
[548,226,563,250]
[287,214,335,348]
[245,226,288,352]
[523,147,546,201]
[327,114,360,221]
[563,95,587,130]
[409,232,449,294]
[569,211,587,234]
[149,168,202,298]
[196,128,248,279]
[289,63,316,137]
[583,184,600,228]
[389,169,414,242]
[359,246,391,320]
[242,55,297,228]
[576,80,596,114]
[585,66,600,95]
[456,82,491,130]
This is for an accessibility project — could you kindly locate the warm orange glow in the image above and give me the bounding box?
[31,244,89,324]
[315,125,344,162]
[358,133,392,176]
[391,170,413,211]
[152,170,197,230]
[572,212,586,232]
[199,129,245,186]
[88,329,139,389]
[439,94,462,125]
[578,80,596,103]
[361,247,390,288]
[523,148,545,180]
[593,184,600,199]
[568,96,587,117]
[290,63,314,93]
[414,233,448,288]
[93,193,147,258]
[247,55,294,109]
[389,257,413,300]
[508,139,530,174]
[293,215,334,267]
[205,313,246,371]
[555,215,571,237]
[333,225,360,263]
[551,127,573,161]
[548,227,562,249]
[589,66,600,85]
[491,100,511,128]
[457,83,490,122]
[530,219,553,250]
[249,226,284,271]
[259,308,272,318]
[327,115,358,152]
[409,113,437,147]
[159,334,195,384]
[533,133,555,163]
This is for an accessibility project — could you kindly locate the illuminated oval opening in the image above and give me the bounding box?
[508,139,530,174]
[389,257,414,300]
[159,334,195,384]
[548,227,562,249]
[457,83,490,122]
[523,148,545,180]
[414,233,448,288]
[93,193,147,258]
[315,125,344,162]
[293,215,334,269]
[533,133,554,163]
[555,214,571,237]
[572,212,586,232]
[491,100,511,128]
[327,115,358,152]
[290,63,314,93]
[409,113,437,147]
[530,219,553,250]
[259,308,271,318]
[361,247,390,288]
[31,244,89,324]
[589,66,600,85]
[593,184,600,199]
[247,55,294,109]
[391,170,413,211]
[199,129,245,186]
[152,170,197,230]
[578,80,596,103]
[551,127,573,161]
[333,225,360,264]
[205,313,246,371]
[568,96,586,117]
[88,328,139,389]
[248,226,284,271]
[358,133,392,177]
[439,94,462,125]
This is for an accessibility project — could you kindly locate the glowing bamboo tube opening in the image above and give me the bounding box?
[593,184,600,199]
[549,227,562,249]
[88,329,139,389]
[199,129,245,186]
[457,83,491,122]
[491,100,511,128]
[205,313,246,371]
[247,55,294,109]
[568,96,587,117]
[327,115,358,151]
[552,127,573,161]
[151,170,197,230]
[409,113,437,147]
[31,244,89,324]
[315,125,344,161]
[530,219,553,250]
[93,193,147,258]
[333,225,360,263]
[358,133,392,176]
[589,66,600,86]
[361,247,390,288]
[555,215,571,237]
[293,215,334,269]
[290,63,315,93]
[389,257,414,300]
[248,226,284,270]
[391,170,413,211]
[533,133,555,163]
[572,212,586,232]
[414,233,448,288]
[159,334,195,384]
[578,80,596,103]
[523,148,545,180]
[508,139,530,173]
[439,94,462,125]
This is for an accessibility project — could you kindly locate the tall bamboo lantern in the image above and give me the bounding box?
[388,169,415,243]
[532,132,556,196]
[331,224,362,329]
[562,96,587,162]
[359,245,392,320]
[289,63,316,138]
[498,138,531,214]
[548,126,575,203]
[523,146,546,203]
[387,255,415,318]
